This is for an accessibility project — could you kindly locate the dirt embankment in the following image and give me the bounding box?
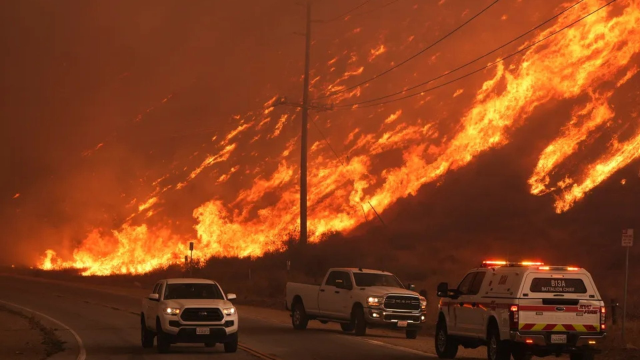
[0,305,64,360]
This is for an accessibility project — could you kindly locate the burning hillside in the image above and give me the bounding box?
[15,0,640,275]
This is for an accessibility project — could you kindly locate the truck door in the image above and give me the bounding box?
[147,281,164,325]
[318,271,353,319]
[454,271,488,336]
[464,271,488,336]
[319,271,340,317]
[449,272,476,336]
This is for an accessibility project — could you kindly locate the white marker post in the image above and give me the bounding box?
[621,229,633,343]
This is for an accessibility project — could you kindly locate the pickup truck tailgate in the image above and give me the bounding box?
[518,271,602,332]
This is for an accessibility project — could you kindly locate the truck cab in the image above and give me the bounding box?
[286,268,427,338]
[435,261,606,360]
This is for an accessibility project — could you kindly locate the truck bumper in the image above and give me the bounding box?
[364,307,425,329]
[510,331,605,353]
[160,314,238,343]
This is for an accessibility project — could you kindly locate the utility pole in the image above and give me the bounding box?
[273,1,333,246]
[300,0,311,246]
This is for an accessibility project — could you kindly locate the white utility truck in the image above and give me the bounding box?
[140,278,238,353]
[435,261,606,360]
[286,268,427,338]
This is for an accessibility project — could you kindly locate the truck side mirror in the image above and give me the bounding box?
[227,293,236,301]
[407,283,416,291]
[437,282,449,298]
[148,293,159,301]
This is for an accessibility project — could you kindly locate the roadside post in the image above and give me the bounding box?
[189,242,194,276]
[621,229,633,343]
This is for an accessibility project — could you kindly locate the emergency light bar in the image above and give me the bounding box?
[481,260,545,268]
[537,266,581,271]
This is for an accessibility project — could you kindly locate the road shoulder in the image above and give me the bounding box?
[0,300,82,360]
[0,304,63,360]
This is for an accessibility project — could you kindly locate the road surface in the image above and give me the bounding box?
[0,274,486,360]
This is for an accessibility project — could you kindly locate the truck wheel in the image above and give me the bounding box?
[224,338,238,353]
[353,308,367,336]
[291,301,308,330]
[156,318,171,354]
[487,324,510,360]
[340,322,354,332]
[406,329,418,339]
[435,319,458,359]
[140,316,154,348]
[204,342,216,348]
[570,352,595,360]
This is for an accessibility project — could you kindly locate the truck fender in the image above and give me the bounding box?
[486,316,499,340]
[351,302,364,318]
[291,295,303,307]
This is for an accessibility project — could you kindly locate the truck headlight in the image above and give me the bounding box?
[367,296,384,307]
[164,307,180,315]
[223,307,236,316]
[420,296,427,311]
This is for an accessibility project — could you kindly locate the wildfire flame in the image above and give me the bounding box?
[38,0,640,275]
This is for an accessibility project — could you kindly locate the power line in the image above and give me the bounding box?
[335,0,614,109]
[310,117,346,165]
[314,0,373,23]
[308,117,386,225]
[316,0,500,99]
[334,0,586,107]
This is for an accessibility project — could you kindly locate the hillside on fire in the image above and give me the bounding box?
[1,0,639,283]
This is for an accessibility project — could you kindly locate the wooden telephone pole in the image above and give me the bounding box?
[300,0,311,246]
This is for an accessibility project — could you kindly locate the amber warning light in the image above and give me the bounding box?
[481,260,544,268]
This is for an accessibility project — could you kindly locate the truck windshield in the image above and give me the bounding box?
[353,273,403,288]
[164,283,224,300]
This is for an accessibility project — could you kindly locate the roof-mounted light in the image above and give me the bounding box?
[481,260,545,268]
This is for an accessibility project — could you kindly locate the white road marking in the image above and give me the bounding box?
[0,299,87,360]
[355,338,437,357]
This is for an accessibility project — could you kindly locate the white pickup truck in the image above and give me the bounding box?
[286,268,427,338]
[140,278,238,353]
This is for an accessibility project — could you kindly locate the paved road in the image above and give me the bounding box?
[0,275,485,360]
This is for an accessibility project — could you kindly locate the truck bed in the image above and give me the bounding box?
[286,282,321,315]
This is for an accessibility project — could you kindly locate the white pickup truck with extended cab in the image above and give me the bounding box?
[140,278,238,353]
[286,268,427,338]
[435,261,606,360]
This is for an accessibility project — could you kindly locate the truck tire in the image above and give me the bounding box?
[140,316,154,349]
[487,324,510,360]
[353,307,367,336]
[291,301,309,330]
[406,329,418,339]
[224,338,238,353]
[570,352,595,360]
[156,318,171,354]
[340,322,354,332]
[435,318,458,359]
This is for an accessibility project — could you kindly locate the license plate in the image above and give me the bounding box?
[196,327,210,335]
[551,334,567,344]
[397,321,408,328]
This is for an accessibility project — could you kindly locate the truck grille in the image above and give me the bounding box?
[180,308,223,322]
[384,295,421,311]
